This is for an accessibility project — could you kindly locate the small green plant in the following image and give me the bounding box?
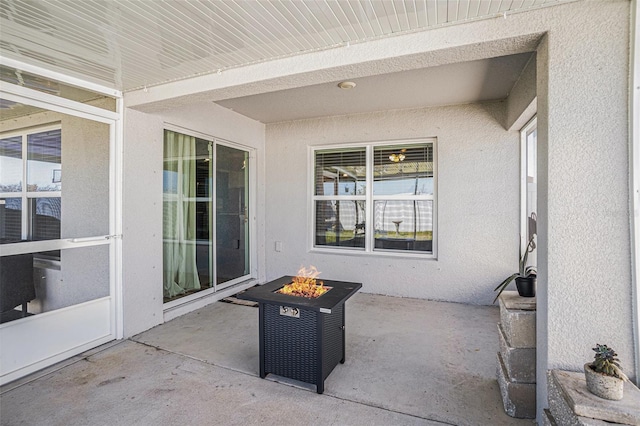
[590,344,628,381]
[493,234,537,303]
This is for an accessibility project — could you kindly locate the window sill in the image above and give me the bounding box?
[309,246,437,260]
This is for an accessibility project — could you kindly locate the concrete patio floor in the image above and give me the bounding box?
[1,292,535,425]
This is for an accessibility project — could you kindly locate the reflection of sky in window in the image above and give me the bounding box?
[1,136,23,190]
[2,157,61,191]
[0,156,22,190]
[163,170,178,193]
[0,130,62,191]
[374,178,433,196]
[322,178,433,196]
[27,130,61,191]
[323,181,365,195]
[28,160,61,191]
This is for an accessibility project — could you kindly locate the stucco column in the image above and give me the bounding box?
[537,0,633,420]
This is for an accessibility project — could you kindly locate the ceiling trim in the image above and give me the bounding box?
[0,56,121,98]
[0,0,575,95]
[1,80,119,123]
[125,29,544,113]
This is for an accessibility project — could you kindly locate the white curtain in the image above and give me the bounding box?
[163,131,201,299]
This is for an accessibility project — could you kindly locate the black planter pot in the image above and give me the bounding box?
[515,276,536,297]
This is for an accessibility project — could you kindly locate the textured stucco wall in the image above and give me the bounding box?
[532,1,634,417]
[265,102,520,305]
[122,109,164,337]
[538,1,633,378]
[505,54,537,131]
[122,102,266,337]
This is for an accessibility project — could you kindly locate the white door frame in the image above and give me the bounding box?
[520,116,537,252]
[162,125,256,312]
[0,62,123,384]
[629,0,640,386]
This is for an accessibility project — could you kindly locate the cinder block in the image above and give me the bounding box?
[498,323,536,383]
[497,352,536,419]
[548,370,640,426]
[500,291,537,311]
[499,293,536,348]
[547,371,611,426]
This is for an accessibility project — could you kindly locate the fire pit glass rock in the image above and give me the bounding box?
[237,275,362,394]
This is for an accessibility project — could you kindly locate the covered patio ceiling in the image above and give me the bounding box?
[0,0,572,94]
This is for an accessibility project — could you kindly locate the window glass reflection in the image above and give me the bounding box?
[0,198,22,240]
[315,149,366,196]
[315,200,365,249]
[0,136,23,192]
[28,129,62,192]
[374,200,433,252]
[373,145,433,196]
[30,198,61,241]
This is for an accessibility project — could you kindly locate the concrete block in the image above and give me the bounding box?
[500,291,537,311]
[547,370,619,426]
[499,293,536,348]
[498,323,536,383]
[548,370,640,425]
[496,352,536,419]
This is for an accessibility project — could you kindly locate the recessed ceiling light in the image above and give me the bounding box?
[337,81,356,89]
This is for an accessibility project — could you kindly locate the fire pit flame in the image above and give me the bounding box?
[277,265,330,298]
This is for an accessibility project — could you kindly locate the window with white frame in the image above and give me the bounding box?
[0,125,62,243]
[313,140,435,255]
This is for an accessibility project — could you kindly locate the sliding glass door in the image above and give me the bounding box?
[163,130,251,304]
[216,144,249,289]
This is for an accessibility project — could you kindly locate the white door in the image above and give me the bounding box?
[0,71,120,385]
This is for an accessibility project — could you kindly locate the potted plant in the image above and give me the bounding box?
[493,234,537,303]
[584,344,628,400]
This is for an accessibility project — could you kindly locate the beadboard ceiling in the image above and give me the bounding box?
[0,0,572,93]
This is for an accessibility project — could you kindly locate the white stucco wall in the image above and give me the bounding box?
[122,102,265,337]
[122,108,164,337]
[265,102,520,304]
[536,0,632,377]
[505,54,537,131]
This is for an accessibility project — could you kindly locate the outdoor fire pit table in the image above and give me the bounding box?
[237,275,362,394]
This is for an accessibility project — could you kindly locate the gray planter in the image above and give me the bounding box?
[584,363,624,400]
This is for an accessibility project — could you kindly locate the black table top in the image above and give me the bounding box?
[236,276,362,313]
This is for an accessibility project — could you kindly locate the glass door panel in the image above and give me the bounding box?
[216,144,249,287]
[162,132,213,303]
[163,131,251,302]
